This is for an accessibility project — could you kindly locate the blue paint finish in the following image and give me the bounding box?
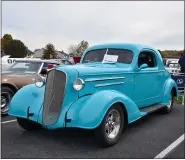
[37,67,79,129]
[162,78,179,104]
[66,90,142,129]
[8,84,45,122]
[8,43,178,131]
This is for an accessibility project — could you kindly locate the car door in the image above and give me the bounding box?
[133,49,160,108]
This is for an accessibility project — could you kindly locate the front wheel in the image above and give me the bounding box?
[17,117,42,131]
[94,104,124,147]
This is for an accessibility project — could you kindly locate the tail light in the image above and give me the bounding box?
[48,64,54,69]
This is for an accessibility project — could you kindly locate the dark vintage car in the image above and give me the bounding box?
[171,73,185,94]
[1,59,72,115]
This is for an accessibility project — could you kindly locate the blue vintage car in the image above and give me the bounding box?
[8,43,179,147]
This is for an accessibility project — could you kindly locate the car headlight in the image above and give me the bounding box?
[73,78,85,91]
[35,75,46,88]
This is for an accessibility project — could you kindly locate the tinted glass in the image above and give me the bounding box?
[107,49,133,64]
[82,48,133,64]
[7,61,42,73]
[138,52,156,68]
[83,49,107,63]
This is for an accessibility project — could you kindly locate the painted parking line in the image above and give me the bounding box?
[154,133,185,159]
[1,119,17,124]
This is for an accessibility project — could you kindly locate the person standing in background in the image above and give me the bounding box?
[178,52,185,73]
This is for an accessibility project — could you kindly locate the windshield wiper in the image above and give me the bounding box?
[83,60,96,63]
[102,60,117,64]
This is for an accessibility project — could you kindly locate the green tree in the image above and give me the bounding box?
[4,39,27,58]
[1,34,13,51]
[42,43,57,59]
[1,33,29,58]
[3,34,13,41]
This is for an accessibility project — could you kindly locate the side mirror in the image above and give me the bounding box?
[40,68,47,75]
[139,64,148,70]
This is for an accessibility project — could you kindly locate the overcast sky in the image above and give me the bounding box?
[2,1,184,52]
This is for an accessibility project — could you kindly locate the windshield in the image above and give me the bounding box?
[167,63,180,68]
[6,61,42,73]
[82,48,133,64]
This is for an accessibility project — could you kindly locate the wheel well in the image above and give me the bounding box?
[114,102,128,126]
[172,87,177,97]
[1,83,18,93]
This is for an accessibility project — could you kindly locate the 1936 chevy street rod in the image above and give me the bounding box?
[8,43,179,147]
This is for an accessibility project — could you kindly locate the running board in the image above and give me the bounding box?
[139,104,166,115]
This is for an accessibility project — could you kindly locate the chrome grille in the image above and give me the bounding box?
[42,69,66,125]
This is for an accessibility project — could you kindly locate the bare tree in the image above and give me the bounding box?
[68,40,89,57]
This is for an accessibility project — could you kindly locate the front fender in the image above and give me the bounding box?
[66,90,143,129]
[8,84,44,123]
[162,78,179,104]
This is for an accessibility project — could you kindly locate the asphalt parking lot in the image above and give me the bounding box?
[1,104,184,159]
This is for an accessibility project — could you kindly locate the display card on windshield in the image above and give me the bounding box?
[102,54,118,63]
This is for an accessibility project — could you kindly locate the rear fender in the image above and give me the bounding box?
[162,78,179,104]
[66,90,143,129]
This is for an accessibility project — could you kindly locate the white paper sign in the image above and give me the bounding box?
[102,54,118,63]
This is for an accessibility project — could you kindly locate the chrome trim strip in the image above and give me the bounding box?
[95,82,124,87]
[37,62,44,74]
[85,77,125,82]
[82,70,166,76]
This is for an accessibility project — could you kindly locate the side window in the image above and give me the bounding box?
[138,51,156,68]
[43,63,49,68]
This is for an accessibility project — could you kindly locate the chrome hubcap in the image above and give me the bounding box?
[1,96,7,108]
[167,95,172,108]
[1,92,11,113]
[105,109,121,139]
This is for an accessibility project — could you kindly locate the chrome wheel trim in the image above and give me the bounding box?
[105,109,121,139]
[167,94,172,109]
[1,96,7,108]
[1,91,11,113]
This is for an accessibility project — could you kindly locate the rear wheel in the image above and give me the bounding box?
[17,117,42,131]
[1,86,15,115]
[162,91,174,114]
[94,104,124,147]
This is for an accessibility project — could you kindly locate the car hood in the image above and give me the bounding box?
[56,62,132,76]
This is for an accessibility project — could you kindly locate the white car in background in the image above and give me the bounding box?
[165,60,181,74]
[1,55,41,71]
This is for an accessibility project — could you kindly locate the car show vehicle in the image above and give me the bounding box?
[1,59,69,115]
[165,62,181,74]
[8,43,179,147]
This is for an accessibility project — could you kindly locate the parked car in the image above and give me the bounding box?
[1,55,41,71]
[171,73,185,94]
[1,59,68,115]
[165,58,179,66]
[49,58,75,65]
[165,62,181,74]
[8,43,179,147]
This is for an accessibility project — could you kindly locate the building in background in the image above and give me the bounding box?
[33,48,69,59]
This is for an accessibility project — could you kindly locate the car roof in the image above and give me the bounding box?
[86,43,157,53]
[14,59,63,64]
